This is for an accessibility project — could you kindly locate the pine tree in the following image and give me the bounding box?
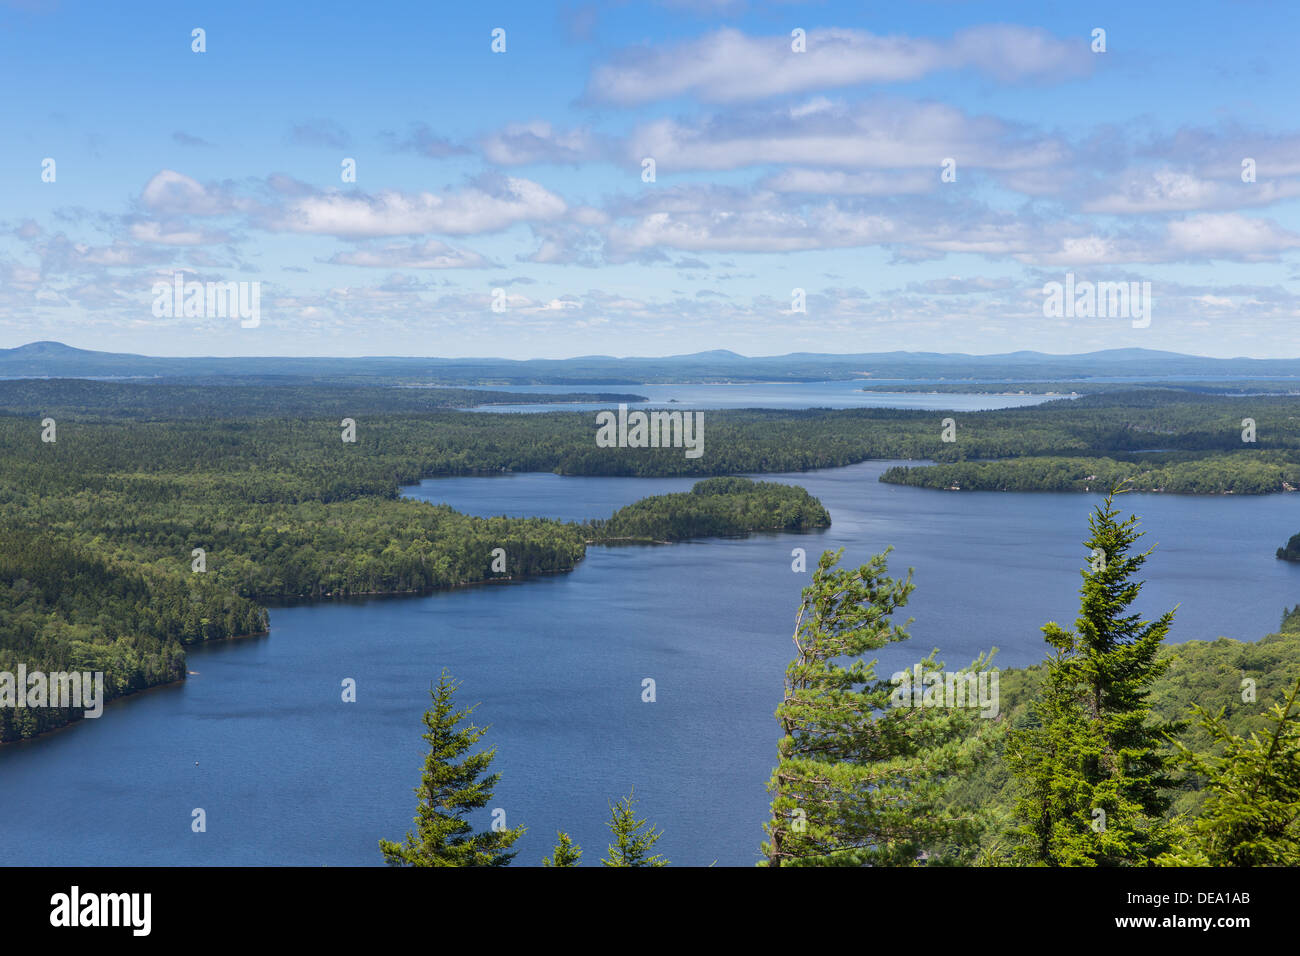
[601,789,668,867]
[1008,486,1180,865]
[1158,678,1300,866]
[762,547,994,867]
[379,670,525,866]
[543,831,583,867]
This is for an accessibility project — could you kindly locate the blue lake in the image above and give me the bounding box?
[441,379,1063,413]
[2,457,1298,866]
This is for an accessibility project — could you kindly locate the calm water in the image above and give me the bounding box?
[450,380,1061,413]
[2,459,1298,867]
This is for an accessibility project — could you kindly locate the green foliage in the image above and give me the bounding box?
[0,529,264,742]
[585,477,830,542]
[1007,488,1181,865]
[0,378,646,418]
[762,548,994,867]
[1156,679,1300,867]
[1276,535,1300,562]
[542,832,583,867]
[601,790,668,867]
[885,453,1300,495]
[379,671,524,867]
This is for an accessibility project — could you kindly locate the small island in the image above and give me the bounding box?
[585,476,831,544]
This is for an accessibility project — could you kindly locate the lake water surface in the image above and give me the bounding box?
[453,379,1061,413]
[2,381,1297,866]
[3,460,1297,866]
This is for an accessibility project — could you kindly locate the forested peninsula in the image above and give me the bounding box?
[6,377,1300,742]
[0,383,836,742]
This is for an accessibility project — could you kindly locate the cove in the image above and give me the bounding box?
[1,461,1297,866]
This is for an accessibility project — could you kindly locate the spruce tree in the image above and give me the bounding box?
[543,831,583,867]
[1008,487,1180,865]
[379,670,525,866]
[762,547,994,867]
[601,789,668,867]
[1158,678,1300,866]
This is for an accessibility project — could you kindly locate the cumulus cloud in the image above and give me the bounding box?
[1164,212,1300,261]
[588,26,1092,105]
[266,177,567,238]
[625,99,1068,173]
[1083,168,1300,213]
[139,170,238,216]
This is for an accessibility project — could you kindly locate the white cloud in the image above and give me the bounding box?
[481,122,604,165]
[327,240,490,269]
[626,100,1068,173]
[139,170,234,216]
[268,178,567,238]
[588,26,1091,105]
[1084,169,1300,213]
[1165,213,1300,261]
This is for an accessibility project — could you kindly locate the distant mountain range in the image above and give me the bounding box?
[4,341,1300,385]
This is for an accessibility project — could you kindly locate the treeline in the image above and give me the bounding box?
[0,379,646,419]
[0,530,266,742]
[5,380,1300,742]
[10,381,1300,487]
[762,491,1300,867]
[882,453,1300,495]
[585,477,831,543]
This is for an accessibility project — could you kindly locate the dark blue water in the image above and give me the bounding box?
[2,461,1298,866]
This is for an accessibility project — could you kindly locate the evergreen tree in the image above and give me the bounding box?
[543,831,583,867]
[379,670,525,866]
[1008,487,1180,865]
[601,789,668,867]
[1158,678,1300,867]
[762,547,994,867]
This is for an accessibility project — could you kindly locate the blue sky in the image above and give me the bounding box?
[1,0,1297,358]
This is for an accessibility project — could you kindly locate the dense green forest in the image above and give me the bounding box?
[762,494,1300,867]
[1277,534,1300,562]
[0,379,646,418]
[950,624,1300,848]
[0,384,840,742]
[0,530,266,741]
[5,377,1300,742]
[882,453,1300,494]
[585,477,830,543]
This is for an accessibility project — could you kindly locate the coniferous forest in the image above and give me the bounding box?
[4,377,1298,872]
